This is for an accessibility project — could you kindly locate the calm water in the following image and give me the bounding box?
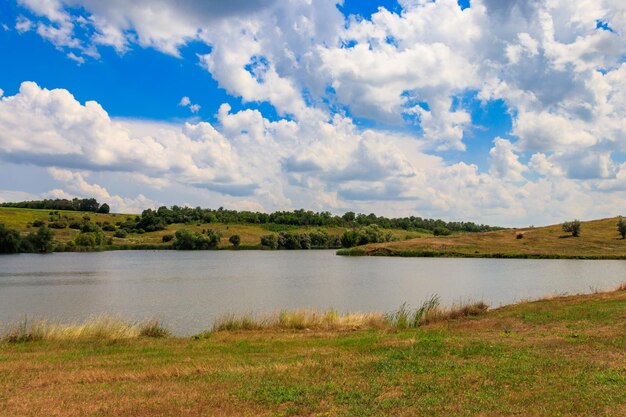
[1,251,624,335]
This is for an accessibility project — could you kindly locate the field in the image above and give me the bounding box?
[0,288,624,416]
[0,207,428,249]
[340,217,626,259]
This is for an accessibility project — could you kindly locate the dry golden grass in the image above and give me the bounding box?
[211,309,390,332]
[2,316,169,342]
[356,216,626,258]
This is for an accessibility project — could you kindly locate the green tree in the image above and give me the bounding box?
[97,203,110,214]
[617,217,626,239]
[28,225,55,253]
[562,220,581,237]
[0,224,22,253]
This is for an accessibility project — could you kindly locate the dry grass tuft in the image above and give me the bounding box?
[2,316,170,343]
[211,309,388,332]
[615,281,626,292]
[210,297,488,333]
[385,296,489,328]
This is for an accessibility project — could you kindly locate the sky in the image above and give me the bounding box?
[0,0,625,227]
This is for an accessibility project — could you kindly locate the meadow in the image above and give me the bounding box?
[339,217,626,259]
[0,287,624,416]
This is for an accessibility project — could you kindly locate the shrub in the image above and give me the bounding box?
[114,229,128,238]
[69,221,82,230]
[309,230,329,248]
[562,220,581,237]
[23,226,55,253]
[48,221,67,229]
[229,234,241,247]
[433,227,451,236]
[172,229,219,250]
[101,223,116,232]
[161,234,174,242]
[32,219,46,227]
[516,233,524,239]
[74,233,97,247]
[260,233,278,249]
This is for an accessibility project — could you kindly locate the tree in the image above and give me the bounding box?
[28,225,55,253]
[562,220,581,237]
[97,203,110,214]
[617,217,626,239]
[0,224,22,253]
[229,234,241,247]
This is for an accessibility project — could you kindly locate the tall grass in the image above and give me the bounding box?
[2,316,170,343]
[209,297,489,333]
[211,309,389,332]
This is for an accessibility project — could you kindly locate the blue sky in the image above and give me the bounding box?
[0,0,624,226]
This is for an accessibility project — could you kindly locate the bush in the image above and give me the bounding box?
[48,221,67,229]
[23,226,55,253]
[74,233,97,247]
[309,230,329,248]
[433,227,451,236]
[102,223,116,232]
[32,219,46,227]
[69,221,82,230]
[516,233,524,239]
[162,234,174,243]
[172,229,219,250]
[229,234,241,247]
[114,229,128,238]
[260,233,278,249]
[562,220,581,237]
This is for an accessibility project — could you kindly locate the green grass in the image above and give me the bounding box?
[343,216,626,259]
[1,288,624,416]
[0,207,430,250]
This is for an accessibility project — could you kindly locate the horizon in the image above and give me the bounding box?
[1,0,625,228]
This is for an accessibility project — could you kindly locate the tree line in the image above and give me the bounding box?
[0,198,110,213]
[120,205,501,235]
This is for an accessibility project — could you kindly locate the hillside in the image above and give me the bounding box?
[0,207,430,250]
[339,217,626,259]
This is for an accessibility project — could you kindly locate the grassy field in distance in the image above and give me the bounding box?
[340,217,626,259]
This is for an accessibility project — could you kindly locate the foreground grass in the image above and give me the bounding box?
[342,216,626,259]
[1,290,624,416]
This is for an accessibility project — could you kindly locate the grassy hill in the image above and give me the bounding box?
[0,207,430,250]
[339,217,626,259]
[1,288,624,416]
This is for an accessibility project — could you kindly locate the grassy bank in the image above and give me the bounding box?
[1,288,624,416]
[341,216,626,259]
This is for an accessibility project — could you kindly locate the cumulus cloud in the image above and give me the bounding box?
[6,0,626,225]
[179,96,200,113]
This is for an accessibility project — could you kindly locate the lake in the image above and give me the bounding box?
[1,250,624,335]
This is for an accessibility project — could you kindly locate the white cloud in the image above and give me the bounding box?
[6,0,626,225]
[489,138,527,181]
[178,96,200,113]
